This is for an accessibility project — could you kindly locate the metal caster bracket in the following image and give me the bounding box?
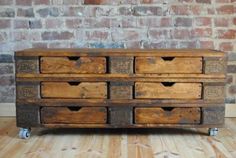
[19,128,31,139]
[208,128,218,136]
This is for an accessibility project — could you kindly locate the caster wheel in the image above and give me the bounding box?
[19,128,31,139]
[208,128,218,136]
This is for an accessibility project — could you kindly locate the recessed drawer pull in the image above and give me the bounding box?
[67,107,82,111]
[161,107,174,112]
[67,57,80,61]
[68,82,81,86]
[161,82,175,87]
[161,57,175,61]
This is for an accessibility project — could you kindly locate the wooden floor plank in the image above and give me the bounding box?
[0,117,236,158]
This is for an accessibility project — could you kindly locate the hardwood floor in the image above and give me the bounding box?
[0,117,236,158]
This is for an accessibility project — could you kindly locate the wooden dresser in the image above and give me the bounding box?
[15,49,227,139]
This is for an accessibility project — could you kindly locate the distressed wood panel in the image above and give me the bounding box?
[202,106,225,125]
[41,107,107,124]
[15,57,39,73]
[40,57,106,74]
[109,107,133,127]
[16,73,226,83]
[109,57,133,74]
[16,104,40,127]
[110,82,134,99]
[135,57,202,74]
[41,82,107,99]
[135,107,201,124]
[16,82,40,99]
[203,85,225,100]
[15,48,226,57]
[135,82,202,99]
[204,57,227,74]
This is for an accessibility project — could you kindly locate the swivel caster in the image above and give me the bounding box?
[208,128,218,136]
[19,128,31,139]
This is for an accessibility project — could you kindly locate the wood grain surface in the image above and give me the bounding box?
[0,117,235,158]
[40,57,106,74]
[41,82,107,99]
[41,107,107,124]
[15,48,226,57]
[135,107,201,124]
[135,57,202,74]
[16,73,226,82]
[135,82,202,99]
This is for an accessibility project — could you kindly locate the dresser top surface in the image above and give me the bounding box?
[15,48,226,57]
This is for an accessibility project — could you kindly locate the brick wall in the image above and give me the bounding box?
[0,0,235,104]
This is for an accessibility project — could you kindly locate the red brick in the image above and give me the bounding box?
[111,30,144,41]
[84,18,110,28]
[195,17,211,26]
[41,31,74,40]
[233,17,236,25]
[148,30,170,40]
[63,7,84,16]
[16,0,32,5]
[12,31,29,41]
[191,28,212,37]
[179,41,197,48]
[216,5,235,14]
[49,42,71,48]
[227,75,233,84]
[229,85,236,94]
[46,19,63,29]
[63,0,79,5]
[214,18,229,27]
[141,0,153,3]
[0,0,13,5]
[32,42,48,48]
[30,32,41,41]
[217,29,236,39]
[172,29,191,39]
[0,32,8,42]
[174,17,192,27]
[216,0,231,2]
[34,0,50,5]
[133,6,162,16]
[219,42,233,51]
[119,7,133,16]
[17,8,34,17]
[85,31,109,40]
[178,0,194,2]
[171,5,189,15]
[121,17,137,28]
[84,0,104,4]
[0,75,14,86]
[199,41,214,49]
[0,20,11,29]
[190,5,202,15]
[66,19,83,28]
[196,0,211,3]
[14,20,29,29]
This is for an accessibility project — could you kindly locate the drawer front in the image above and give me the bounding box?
[41,107,107,124]
[40,57,106,74]
[135,82,202,99]
[135,57,202,74]
[135,107,201,124]
[41,82,107,99]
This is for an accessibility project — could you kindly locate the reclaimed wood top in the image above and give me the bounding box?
[15,48,226,57]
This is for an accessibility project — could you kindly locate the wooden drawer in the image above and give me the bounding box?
[41,82,107,99]
[40,57,106,74]
[135,107,201,124]
[41,107,107,124]
[135,82,202,99]
[135,57,202,74]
